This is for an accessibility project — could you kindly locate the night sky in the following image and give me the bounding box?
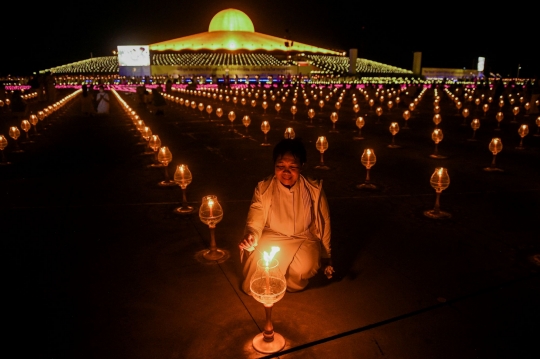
[2,0,538,78]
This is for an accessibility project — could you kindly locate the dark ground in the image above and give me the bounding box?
[1,84,539,359]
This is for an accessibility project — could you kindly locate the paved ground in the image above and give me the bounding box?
[1,84,539,359]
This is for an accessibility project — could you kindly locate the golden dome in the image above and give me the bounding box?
[208,8,255,32]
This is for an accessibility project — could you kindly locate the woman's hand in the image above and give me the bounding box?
[321,258,335,279]
[239,233,257,252]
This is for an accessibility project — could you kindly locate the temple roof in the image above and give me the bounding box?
[150,8,341,55]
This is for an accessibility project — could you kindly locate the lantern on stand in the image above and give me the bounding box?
[173,164,195,214]
[148,135,163,168]
[199,195,226,261]
[329,112,339,133]
[315,136,330,170]
[307,108,315,128]
[516,124,529,150]
[242,115,251,137]
[388,122,400,148]
[249,247,287,354]
[357,149,377,190]
[8,126,23,153]
[20,119,33,143]
[354,117,365,140]
[468,119,480,141]
[430,129,447,159]
[228,111,236,132]
[261,121,271,146]
[375,107,383,124]
[424,167,451,219]
[484,138,503,172]
[157,146,176,186]
[0,135,10,165]
[461,108,470,126]
[290,105,297,122]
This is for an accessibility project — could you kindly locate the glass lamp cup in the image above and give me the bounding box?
[516,124,529,149]
[357,149,377,189]
[315,136,330,170]
[388,122,400,148]
[354,117,365,140]
[157,146,176,186]
[199,195,225,261]
[173,164,195,214]
[424,167,451,219]
[261,121,271,146]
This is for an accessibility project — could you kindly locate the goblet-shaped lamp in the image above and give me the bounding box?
[408,102,415,113]
[357,148,377,189]
[250,250,287,354]
[8,126,23,153]
[535,116,540,137]
[375,107,383,124]
[484,138,503,172]
[262,101,268,115]
[516,124,529,150]
[353,104,360,115]
[388,122,400,148]
[387,100,393,112]
[242,115,251,137]
[173,164,195,214]
[261,121,271,146]
[329,112,338,133]
[251,99,257,114]
[0,135,10,165]
[433,114,442,127]
[524,102,530,116]
[197,102,205,117]
[461,108,470,126]
[141,126,154,154]
[290,105,297,121]
[199,195,225,261]
[20,119,33,143]
[430,128,447,159]
[307,108,315,127]
[434,105,441,114]
[511,106,519,123]
[482,103,489,118]
[228,111,236,131]
[274,103,281,119]
[495,111,504,131]
[424,167,451,219]
[456,101,462,115]
[368,99,374,111]
[206,105,213,120]
[148,134,163,167]
[402,110,411,129]
[284,127,295,139]
[157,146,176,186]
[29,113,40,136]
[315,136,329,170]
[468,119,480,141]
[304,98,310,108]
[354,116,365,140]
[318,99,324,115]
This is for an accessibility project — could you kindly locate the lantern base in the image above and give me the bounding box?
[140,151,154,156]
[158,180,177,187]
[388,144,401,149]
[174,206,196,214]
[353,136,364,140]
[314,164,330,170]
[203,248,226,261]
[357,183,377,190]
[423,209,452,219]
[483,166,504,172]
[329,130,339,133]
[515,146,526,150]
[147,163,164,168]
[429,154,448,159]
[261,143,272,147]
[252,332,285,354]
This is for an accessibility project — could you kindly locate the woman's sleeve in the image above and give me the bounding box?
[244,185,265,244]
[319,187,332,258]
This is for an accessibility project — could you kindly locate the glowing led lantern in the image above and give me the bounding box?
[284,127,295,139]
[228,111,236,131]
[357,148,377,190]
[433,114,442,127]
[329,112,339,133]
[199,195,225,261]
[430,128,446,159]
[516,124,529,150]
[274,103,281,119]
[495,112,504,130]
[424,167,451,219]
[535,116,540,137]
[148,135,163,168]
[290,105,298,121]
[29,113,40,135]
[482,104,489,118]
[511,106,519,123]
[353,104,360,114]
[249,247,286,354]
[484,138,503,172]
[354,117,365,140]
[261,120,271,146]
[388,122,400,148]
[242,115,251,136]
[0,135,10,165]
[262,101,268,115]
[206,105,213,120]
[461,108,470,126]
[20,119,33,143]
[157,146,176,186]
[314,136,330,170]
[307,108,315,127]
[375,107,383,124]
[173,164,195,214]
[8,126,23,153]
[468,119,480,141]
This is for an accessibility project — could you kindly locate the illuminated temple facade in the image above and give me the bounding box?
[46,9,413,78]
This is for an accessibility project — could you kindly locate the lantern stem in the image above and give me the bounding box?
[491,154,497,167]
[433,191,442,213]
[163,166,170,181]
[319,152,324,165]
[263,304,275,342]
[365,168,371,183]
[182,187,188,207]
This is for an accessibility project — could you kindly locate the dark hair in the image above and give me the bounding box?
[273,138,307,165]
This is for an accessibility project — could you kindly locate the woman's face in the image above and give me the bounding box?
[275,153,301,187]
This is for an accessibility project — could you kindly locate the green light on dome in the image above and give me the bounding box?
[208,8,255,32]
